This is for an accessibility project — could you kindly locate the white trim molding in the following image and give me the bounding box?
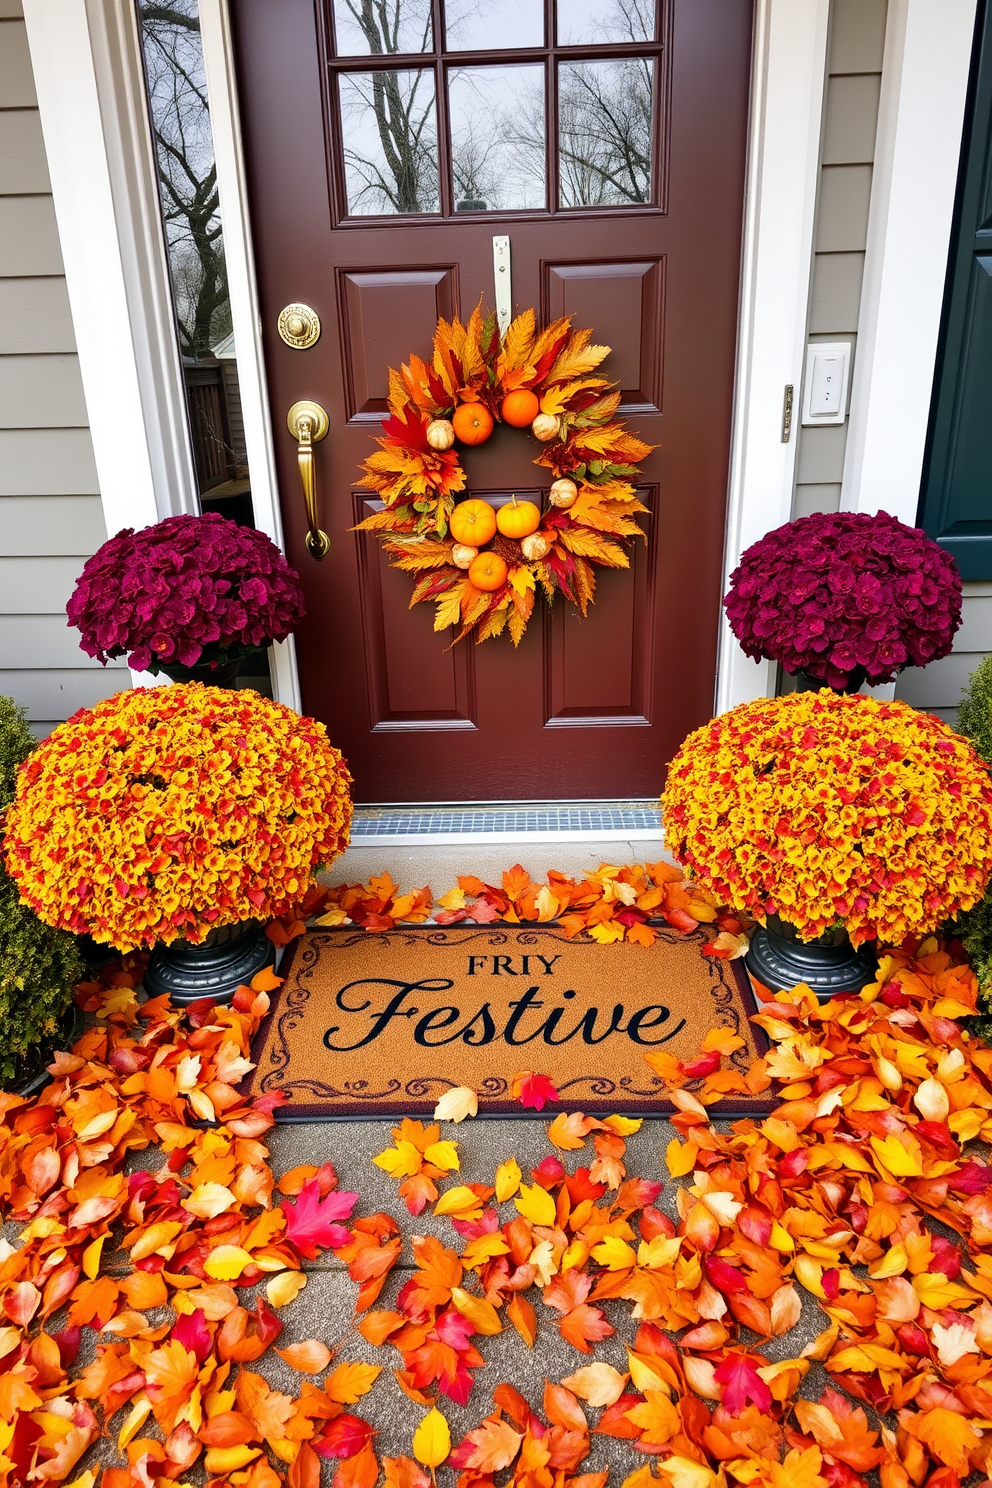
[198,0,301,712]
[841,0,979,522]
[715,0,831,714]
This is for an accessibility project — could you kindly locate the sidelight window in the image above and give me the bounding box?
[325,0,664,219]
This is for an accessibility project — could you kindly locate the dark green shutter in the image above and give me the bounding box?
[920,0,992,580]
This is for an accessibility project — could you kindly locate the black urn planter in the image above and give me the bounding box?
[156,658,242,688]
[793,666,867,696]
[144,920,274,1007]
[745,913,877,1000]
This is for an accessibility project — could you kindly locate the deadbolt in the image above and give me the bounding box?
[277,303,321,349]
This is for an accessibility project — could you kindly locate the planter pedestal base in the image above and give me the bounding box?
[145,921,274,1006]
[745,917,877,1000]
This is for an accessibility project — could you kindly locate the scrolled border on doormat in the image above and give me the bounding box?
[247,922,773,1121]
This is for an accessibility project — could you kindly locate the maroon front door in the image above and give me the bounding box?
[232,0,752,802]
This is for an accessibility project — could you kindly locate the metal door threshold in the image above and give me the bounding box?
[348,800,664,846]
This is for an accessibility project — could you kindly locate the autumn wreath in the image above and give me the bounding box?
[356,306,653,644]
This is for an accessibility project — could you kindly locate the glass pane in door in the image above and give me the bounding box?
[444,0,544,50]
[448,64,545,210]
[556,0,654,45]
[339,69,440,213]
[558,57,654,206]
[331,0,433,56]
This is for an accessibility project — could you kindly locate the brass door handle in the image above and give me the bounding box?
[287,400,330,560]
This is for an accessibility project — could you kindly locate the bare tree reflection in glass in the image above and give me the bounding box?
[331,0,433,55]
[139,0,229,357]
[558,56,653,207]
[339,70,439,214]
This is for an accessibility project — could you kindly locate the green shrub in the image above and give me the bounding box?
[952,656,992,1023]
[0,697,84,1084]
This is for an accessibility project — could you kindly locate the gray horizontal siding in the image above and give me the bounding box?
[895,585,992,714]
[0,109,49,193]
[0,14,34,106]
[0,615,109,669]
[0,355,88,427]
[0,277,76,353]
[0,496,107,555]
[0,429,99,494]
[0,197,63,276]
[0,668,130,722]
[0,555,87,613]
[0,13,125,728]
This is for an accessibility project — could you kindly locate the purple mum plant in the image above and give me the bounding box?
[724,510,962,688]
[67,512,305,673]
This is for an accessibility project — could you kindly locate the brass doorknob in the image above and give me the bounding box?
[287,400,329,560]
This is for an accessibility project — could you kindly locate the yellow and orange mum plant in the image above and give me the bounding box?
[2,683,352,951]
[662,690,992,945]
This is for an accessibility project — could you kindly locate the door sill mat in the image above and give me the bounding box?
[350,800,663,844]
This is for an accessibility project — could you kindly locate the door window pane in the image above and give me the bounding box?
[558,57,653,206]
[556,0,654,45]
[331,0,433,56]
[339,69,440,214]
[444,0,544,51]
[448,65,545,210]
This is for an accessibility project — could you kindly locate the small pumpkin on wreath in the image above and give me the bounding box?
[355,304,654,644]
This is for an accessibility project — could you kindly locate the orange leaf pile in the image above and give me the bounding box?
[4,901,992,1488]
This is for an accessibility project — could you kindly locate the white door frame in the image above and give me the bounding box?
[20,0,978,721]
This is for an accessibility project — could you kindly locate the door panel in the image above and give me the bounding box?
[232,0,752,801]
[341,268,457,418]
[545,261,664,412]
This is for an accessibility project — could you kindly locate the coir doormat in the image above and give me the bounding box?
[248,924,770,1118]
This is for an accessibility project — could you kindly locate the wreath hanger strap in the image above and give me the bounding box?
[356,305,653,646]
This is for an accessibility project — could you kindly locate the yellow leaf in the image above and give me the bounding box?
[204,1245,254,1281]
[183,1183,237,1220]
[413,1407,451,1469]
[913,1272,979,1309]
[450,1286,503,1335]
[770,1446,826,1488]
[603,1114,642,1135]
[434,1185,485,1218]
[870,1134,924,1178]
[423,1140,460,1172]
[373,1140,424,1179]
[495,1157,522,1202]
[592,1237,637,1271]
[118,1397,153,1451]
[432,1087,477,1123]
[637,1235,682,1270]
[665,1138,698,1178]
[657,1459,722,1488]
[700,1027,746,1056]
[510,565,536,599]
[434,588,464,632]
[82,1235,105,1282]
[267,1272,307,1308]
[514,1181,557,1226]
[205,1446,262,1475]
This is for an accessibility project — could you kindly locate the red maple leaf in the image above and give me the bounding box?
[281,1179,358,1260]
[315,1414,375,1459]
[512,1072,560,1112]
[713,1353,772,1415]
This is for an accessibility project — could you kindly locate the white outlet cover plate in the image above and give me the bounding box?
[800,340,852,426]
